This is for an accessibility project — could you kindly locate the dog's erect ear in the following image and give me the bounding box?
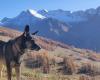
[32,31,39,35]
[23,25,30,37]
[24,25,30,33]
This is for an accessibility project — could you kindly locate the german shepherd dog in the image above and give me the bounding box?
[0,25,41,80]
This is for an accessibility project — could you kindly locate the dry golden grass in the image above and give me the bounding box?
[63,56,76,75]
[79,75,93,80]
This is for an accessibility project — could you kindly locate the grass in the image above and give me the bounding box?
[0,49,99,80]
[0,65,78,80]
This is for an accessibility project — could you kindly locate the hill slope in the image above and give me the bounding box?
[0,27,100,80]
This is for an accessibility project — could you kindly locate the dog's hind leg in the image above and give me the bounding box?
[6,62,12,80]
[15,64,21,80]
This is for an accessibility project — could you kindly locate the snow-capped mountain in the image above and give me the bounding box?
[2,6,100,52]
[38,7,100,23]
[1,9,47,30]
[38,9,88,23]
[0,9,69,34]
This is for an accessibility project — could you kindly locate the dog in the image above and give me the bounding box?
[0,25,41,80]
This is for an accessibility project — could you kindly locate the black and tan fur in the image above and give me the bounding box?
[0,25,41,80]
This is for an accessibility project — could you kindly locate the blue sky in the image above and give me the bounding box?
[0,0,100,19]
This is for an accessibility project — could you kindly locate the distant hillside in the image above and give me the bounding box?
[0,27,70,51]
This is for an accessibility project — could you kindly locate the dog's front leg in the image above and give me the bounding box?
[15,64,21,80]
[6,62,12,80]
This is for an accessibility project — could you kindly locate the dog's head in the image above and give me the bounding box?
[21,25,41,51]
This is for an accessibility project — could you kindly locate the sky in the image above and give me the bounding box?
[0,0,100,19]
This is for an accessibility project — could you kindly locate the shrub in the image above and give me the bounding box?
[63,56,76,75]
[41,51,50,74]
[79,62,100,76]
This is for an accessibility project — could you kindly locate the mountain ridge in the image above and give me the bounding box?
[1,6,100,52]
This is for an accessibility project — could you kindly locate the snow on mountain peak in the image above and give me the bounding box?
[27,9,46,19]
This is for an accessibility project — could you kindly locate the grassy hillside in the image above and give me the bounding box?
[0,27,100,80]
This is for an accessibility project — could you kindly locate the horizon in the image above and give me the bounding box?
[0,0,100,19]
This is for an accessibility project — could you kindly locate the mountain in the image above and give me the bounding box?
[38,9,87,23]
[1,6,100,52]
[38,7,100,52]
[0,9,69,46]
[0,9,46,30]
[0,9,69,33]
[38,7,100,23]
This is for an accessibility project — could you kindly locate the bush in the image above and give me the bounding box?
[62,56,76,75]
[41,51,50,74]
[79,62,100,76]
